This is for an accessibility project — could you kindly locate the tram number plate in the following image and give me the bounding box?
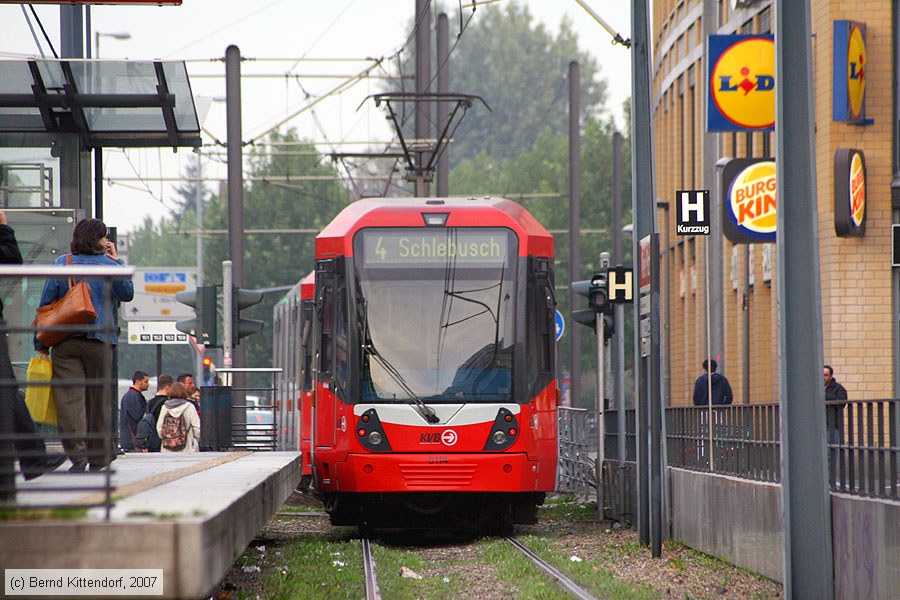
[428,456,449,464]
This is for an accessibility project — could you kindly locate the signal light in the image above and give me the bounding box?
[572,272,611,332]
[232,287,265,343]
[175,285,218,347]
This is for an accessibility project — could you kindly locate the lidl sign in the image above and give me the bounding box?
[833,21,868,124]
[722,158,776,244]
[708,35,775,132]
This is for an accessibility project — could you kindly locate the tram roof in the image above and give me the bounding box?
[316,196,554,259]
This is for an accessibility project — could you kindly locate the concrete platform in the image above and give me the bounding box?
[0,451,301,599]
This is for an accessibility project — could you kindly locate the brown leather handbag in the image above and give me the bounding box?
[34,254,98,347]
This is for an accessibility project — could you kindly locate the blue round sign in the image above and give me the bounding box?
[555,310,565,342]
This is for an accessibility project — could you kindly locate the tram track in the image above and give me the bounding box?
[359,534,596,600]
[362,537,382,600]
[505,536,598,600]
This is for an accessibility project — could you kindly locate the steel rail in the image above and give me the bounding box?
[362,538,381,600]
[505,536,597,600]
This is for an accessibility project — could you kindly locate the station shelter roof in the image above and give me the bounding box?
[0,59,201,149]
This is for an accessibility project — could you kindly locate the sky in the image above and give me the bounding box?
[0,0,632,235]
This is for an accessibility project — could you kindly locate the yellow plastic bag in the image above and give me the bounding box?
[25,353,56,426]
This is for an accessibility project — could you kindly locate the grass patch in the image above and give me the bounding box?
[370,542,463,599]
[501,534,657,600]
[260,530,365,599]
[540,497,598,522]
[0,506,89,520]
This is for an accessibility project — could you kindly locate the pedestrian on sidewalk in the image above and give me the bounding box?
[692,359,733,406]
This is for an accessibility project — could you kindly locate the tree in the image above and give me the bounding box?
[449,112,632,408]
[384,1,608,172]
[120,130,350,381]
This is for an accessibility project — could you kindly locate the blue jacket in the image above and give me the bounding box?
[119,386,147,450]
[692,372,733,406]
[35,253,134,349]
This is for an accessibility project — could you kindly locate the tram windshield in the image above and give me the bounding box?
[354,227,517,403]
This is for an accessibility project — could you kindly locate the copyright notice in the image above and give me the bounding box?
[5,570,163,596]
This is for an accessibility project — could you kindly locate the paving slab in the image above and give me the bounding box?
[0,451,301,599]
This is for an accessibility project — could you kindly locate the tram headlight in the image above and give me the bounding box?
[484,407,520,451]
[356,409,392,451]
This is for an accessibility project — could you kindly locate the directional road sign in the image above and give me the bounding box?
[127,321,189,345]
[124,267,198,321]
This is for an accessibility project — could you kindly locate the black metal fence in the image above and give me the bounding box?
[564,399,900,505]
[666,404,781,483]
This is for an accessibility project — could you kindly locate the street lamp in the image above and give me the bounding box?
[95,31,131,58]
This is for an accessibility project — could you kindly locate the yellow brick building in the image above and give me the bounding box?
[652,1,894,405]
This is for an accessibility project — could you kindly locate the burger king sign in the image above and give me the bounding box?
[722,158,777,244]
[834,148,866,237]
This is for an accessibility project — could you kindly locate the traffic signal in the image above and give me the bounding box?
[233,287,264,343]
[176,285,218,347]
[571,273,610,330]
[602,314,614,340]
[201,356,214,385]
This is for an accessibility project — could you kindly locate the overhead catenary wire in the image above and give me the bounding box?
[162,0,291,58]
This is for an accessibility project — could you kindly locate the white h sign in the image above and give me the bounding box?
[676,189,710,235]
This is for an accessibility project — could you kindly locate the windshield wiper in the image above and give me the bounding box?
[355,275,438,424]
[363,343,440,424]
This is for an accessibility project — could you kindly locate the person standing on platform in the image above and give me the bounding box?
[134,374,174,452]
[157,382,200,453]
[119,371,149,451]
[35,218,134,472]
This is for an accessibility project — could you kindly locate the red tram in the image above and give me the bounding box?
[301,196,557,532]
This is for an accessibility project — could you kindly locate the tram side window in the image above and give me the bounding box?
[335,279,349,390]
[526,259,555,397]
[301,302,314,392]
[319,285,334,376]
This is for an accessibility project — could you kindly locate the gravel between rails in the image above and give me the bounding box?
[212,492,783,599]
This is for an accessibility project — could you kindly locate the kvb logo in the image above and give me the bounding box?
[441,429,458,446]
[708,35,775,131]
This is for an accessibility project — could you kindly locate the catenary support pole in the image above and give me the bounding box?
[630,0,660,554]
[436,12,449,197]
[226,45,245,375]
[774,1,834,597]
[569,60,582,410]
[414,0,431,197]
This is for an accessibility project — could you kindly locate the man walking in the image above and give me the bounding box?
[692,359,733,406]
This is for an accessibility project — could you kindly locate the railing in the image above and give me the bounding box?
[556,406,595,499]
[0,264,133,520]
[667,404,782,483]
[828,399,900,499]
[560,400,900,503]
[207,367,281,451]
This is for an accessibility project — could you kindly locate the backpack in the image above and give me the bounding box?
[134,412,161,452]
[160,411,188,451]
